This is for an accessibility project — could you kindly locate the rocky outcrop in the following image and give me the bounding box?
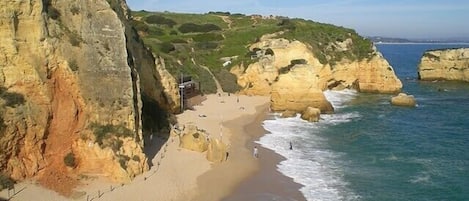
[206,138,228,163]
[331,52,403,93]
[281,110,297,118]
[232,38,402,113]
[0,0,179,194]
[179,125,209,152]
[391,93,416,107]
[301,107,321,122]
[418,48,469,82]
[177,124,227,163]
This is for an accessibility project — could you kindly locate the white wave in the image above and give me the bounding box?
[259,115,360,201]
[324,89,358,109]
[409,171,431,184]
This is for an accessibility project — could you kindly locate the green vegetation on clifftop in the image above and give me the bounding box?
[131,11,374,93]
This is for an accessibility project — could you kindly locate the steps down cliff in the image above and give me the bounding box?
[0,0,179,195]
[418,48,469,82]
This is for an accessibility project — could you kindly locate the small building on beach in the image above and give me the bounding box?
[178,76,205,111]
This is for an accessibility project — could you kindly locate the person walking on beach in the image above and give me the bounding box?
[289,141,293,150]
[253,146,258,158]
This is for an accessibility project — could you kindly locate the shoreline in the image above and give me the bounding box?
[191,98,306,201]
[221,109,307,201]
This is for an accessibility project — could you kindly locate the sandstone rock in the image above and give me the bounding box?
[301,107,321,122]
[271,65,334,113]
[418,48,469,82]
[331,53,402,93]
[391,93,417,107]
[206,139,228,163]
[281,110,297,118]
[232,37,402,114]
[0,0,177,190]
[179,125,209,152]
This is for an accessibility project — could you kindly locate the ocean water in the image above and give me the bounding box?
[258,44,469,201]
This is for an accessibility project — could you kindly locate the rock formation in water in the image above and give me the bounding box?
[231,37,402,113]
[301,107,321,122]
[391,93,416,107]
[0,0,179,195]
[418,48,469,82]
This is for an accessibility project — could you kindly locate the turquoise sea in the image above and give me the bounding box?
[258,44,469,201]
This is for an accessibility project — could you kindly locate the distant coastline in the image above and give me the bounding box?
[374,42,469,45]
[367,36,469,45]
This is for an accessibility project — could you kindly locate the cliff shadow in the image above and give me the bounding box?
[141,95,171,168]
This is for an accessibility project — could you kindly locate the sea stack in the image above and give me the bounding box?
[391,93,417,107]
[418,48,469,82]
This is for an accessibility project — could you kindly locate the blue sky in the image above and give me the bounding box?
[126,0,469,39]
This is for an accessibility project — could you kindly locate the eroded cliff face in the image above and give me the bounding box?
[232,38,402,113]
[418,48,469,81]
[0,0,179,195]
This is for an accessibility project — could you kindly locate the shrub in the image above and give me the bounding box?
[145,15,176,27]
[278,59,307,74]
[131,20,149,33]
[0,87,25,107]
[215,69,241,93]
[0,116,6,134]
[169,30,178,35]
[192,33,224,42]
[132,155,140,162]
[178,23,221,33]
[69,59,78,71]
[63,152,76,167]
[0,174,15,191]
[90,123,133,146]
[208,11,231,16]
[69,31,82,47]
[118,155,130,169]
[160,42,175,53]
[170,38,187,43]
[291,59,307,65]
[149,27,166,36]
[195,42,218,50]
[110,139,123,152]
[70,6,80,15]
[278,19,295,30]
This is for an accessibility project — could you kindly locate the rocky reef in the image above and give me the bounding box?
[0,0,179,195]
[418,48,469,82]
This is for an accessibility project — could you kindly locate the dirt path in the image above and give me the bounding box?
[219,15,233,30]
[200,64,224,94]
[190,57,223,94]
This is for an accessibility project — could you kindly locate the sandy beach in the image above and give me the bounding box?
[0,93,304,201]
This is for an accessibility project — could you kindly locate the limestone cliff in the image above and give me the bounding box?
[418,48,469,82]
[0,0,179,195]
[232,37,402,113]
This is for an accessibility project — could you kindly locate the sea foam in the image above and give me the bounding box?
[258,89,360,201]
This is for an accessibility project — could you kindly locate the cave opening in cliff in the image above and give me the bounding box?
[141,94,170,167]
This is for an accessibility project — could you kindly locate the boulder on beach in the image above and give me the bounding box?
[391,93,416,107]
[206,139,228,163]
[179,125,209,152]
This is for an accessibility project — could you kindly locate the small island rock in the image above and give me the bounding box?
[391,93,417,107]
[301,107,321,122]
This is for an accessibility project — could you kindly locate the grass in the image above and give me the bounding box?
[130,11,375,93]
